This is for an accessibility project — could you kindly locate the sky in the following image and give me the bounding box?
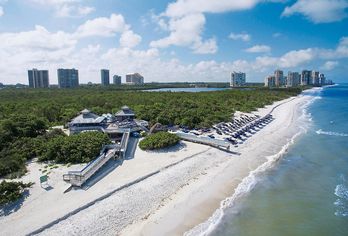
[0,0,347,85]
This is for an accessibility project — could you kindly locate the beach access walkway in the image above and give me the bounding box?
[63,130,130,187]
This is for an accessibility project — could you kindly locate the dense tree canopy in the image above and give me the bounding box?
[0,86,304,177]
[139,132,180,150]
[0,87,302,128]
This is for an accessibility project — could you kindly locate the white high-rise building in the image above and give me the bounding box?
[230,72,246,87]
[287,71,300,87]
[264,75,276,88]
[312,71,320,86]
[274,69,285,87]
[126,73,144,85]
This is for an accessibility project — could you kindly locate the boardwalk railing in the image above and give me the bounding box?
[176,132,230,149]
[63,130,132,187]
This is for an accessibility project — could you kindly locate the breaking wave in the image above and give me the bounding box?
[316,129,348,137]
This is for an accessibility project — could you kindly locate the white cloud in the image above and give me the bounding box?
[55,4,95,18]
[165,0,262,18]
[75,14,128,38]
[151,0,269,54]
[245,44,271,53]
[321,61,339,70]
[0,6,3,17]
[192,38,218,54]
[229,32,251,42]
[150,13,205,48]
[119,30,142,48]
[0,11,347,85]
[150,13,217,54]
[29,0,94,18]
[282,0,348,23]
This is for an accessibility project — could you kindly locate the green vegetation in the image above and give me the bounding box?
[139,132,180,150]
[38,131,110,163]
[0,126,110,178]
[0,86,304,177]
[0,181,33,206]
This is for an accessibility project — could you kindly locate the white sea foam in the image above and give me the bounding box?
[335,184,348,200]
[316,129,348,137]
[334,176,348,217]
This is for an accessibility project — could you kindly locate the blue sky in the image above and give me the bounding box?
[0,0,347,84]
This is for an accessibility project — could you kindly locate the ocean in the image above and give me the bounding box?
[194,84,348,236]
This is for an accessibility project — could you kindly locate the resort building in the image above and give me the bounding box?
[68,109,107,134]
[286,71,300,87]
[230,71,246,87]
[264,75,276,88]
[58,68,79,88]
[101,69,110,86]
[115,106,135,122]
[28,69,49,88]
[274,69,285,87]
[68,105,148,138]
[113,75,122,85]
[301,70,311,86]
[126,73,144,85]
[312,71,320,86]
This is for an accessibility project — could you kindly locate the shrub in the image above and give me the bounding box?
[0,181,33,206]
[139,132,180,150]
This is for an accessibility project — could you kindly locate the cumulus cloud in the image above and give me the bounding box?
[245,45,271,53]
[164,0,262,17]
[29,0,94,17]
[150,0,268,54]
[150,13,205,48]
[119,30,142,48]
[192,38,218,54]
[0,6,3,17]
[75,14,128,38]
[282,0,348,23]
[0,9,347,85]
[55,4,95,18]
[229,32,251,42]
[321,61,339,70]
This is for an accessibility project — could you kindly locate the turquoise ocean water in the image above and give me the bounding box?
[186,84,348,236]
[209,84,348,236]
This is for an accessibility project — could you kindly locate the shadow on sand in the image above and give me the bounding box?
[144,142,187,154]
[82,137,140,190]
[0,190,30,217]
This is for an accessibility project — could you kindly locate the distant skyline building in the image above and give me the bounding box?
[301,70,311,86]
[113,75,122,85]
[287,71,300,87]
[264,75,276,88]
[230,71,246,87]
[319,73,326,85]
[126,73,144,85]
[101,69,110,86]
[28,69,49,88]
[312,70,320,86]
[274,69,285,87]
[58,68,79,88]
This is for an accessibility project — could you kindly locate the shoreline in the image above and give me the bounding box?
[121,91,318,236]
[0,90,318,236]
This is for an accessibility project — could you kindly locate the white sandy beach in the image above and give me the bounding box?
[0,91,316,236]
